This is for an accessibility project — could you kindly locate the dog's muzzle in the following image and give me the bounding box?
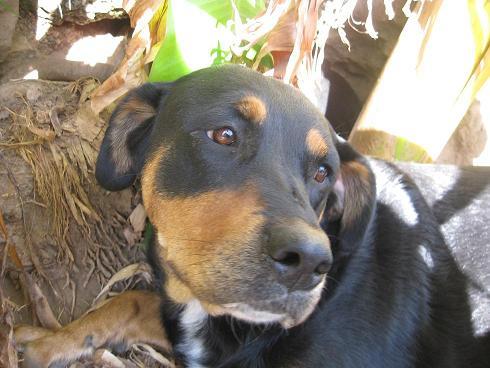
[220,280,326,328]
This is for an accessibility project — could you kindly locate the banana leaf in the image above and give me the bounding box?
[149,0,265,82]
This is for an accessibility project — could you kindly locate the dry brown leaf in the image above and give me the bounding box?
[131,343,174,367]
[26,125,56,142]
[94,263,153,304]
[252,6,297,78]
[231,0,295,55]
[90,37,147,114]
[233,0,334,112]
[146,1,168,63]
[129,203,147,233]
[1,207,23,274]
[94,349,126,368]
[232,0,325,85]
[233,0,394,111]
[91,0,166,114]
[75,103,105,142]
[0,212,8,239]
[283,0,323,83]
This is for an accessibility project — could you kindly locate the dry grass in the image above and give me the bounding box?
[2,93,100,263]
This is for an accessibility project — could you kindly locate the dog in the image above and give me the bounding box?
[14,65,490,367]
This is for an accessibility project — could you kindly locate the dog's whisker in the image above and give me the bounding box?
[325,275,340,285]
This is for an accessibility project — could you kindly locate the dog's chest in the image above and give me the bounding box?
[176,300,209,368]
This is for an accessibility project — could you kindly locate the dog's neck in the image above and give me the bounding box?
[160,297,288,368]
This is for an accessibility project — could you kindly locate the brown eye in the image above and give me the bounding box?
[314,165,329,183]
[206,127,236,145]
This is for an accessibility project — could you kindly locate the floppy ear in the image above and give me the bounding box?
[325,136,376,245]
[95,83,172,191]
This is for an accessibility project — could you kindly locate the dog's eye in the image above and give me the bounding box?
[314,165,329,183]
[206,127,236,145]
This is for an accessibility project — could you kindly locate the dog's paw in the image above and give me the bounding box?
[15,325,61,367]
[19,333,94,368]
[16,334,70,368]
[21,342,56,368]
[21,341,74,368]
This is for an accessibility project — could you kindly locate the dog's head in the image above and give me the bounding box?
[96,65,375,328]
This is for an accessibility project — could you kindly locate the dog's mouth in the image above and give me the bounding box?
[206,280,325,328]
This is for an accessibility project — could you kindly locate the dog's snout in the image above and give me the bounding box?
[268,225,332,291]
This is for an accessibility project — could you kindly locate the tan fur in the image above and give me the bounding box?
[340,161,371,227]
[15,291,171,367]
[109,96,157,174]
[164,265,197,304]
[234,96,267,124]
[120,98,156,120]
[142,147,266,305]
[306,129,328,157]
[273,218,330,243]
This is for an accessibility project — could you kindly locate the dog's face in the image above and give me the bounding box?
[96,65,373,328]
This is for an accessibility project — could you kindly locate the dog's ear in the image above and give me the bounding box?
[95,83,172,191]
[325,137,376,244]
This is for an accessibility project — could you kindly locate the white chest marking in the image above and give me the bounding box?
[177,300,208,368]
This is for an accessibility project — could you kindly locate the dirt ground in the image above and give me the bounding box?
[0,73,159,367]
[0,77,149,321]
[0,2,164,367]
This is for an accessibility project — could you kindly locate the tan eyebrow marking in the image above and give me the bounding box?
[234,96,267,125]
[306,128,328,157]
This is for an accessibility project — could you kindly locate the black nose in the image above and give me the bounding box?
[268,226,332,291]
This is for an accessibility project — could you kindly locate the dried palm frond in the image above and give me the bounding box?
[230,0,410,110]
[3,96,99,262]
[91,0,168,114]
[90,0,408,114]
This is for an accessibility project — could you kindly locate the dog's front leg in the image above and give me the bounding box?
[15,290,172,367]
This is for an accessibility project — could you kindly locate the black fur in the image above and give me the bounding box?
[96,65,490,368]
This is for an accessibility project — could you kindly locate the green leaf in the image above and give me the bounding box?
[148,0,265,82]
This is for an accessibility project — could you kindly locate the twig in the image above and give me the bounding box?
[70,279,76,319]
